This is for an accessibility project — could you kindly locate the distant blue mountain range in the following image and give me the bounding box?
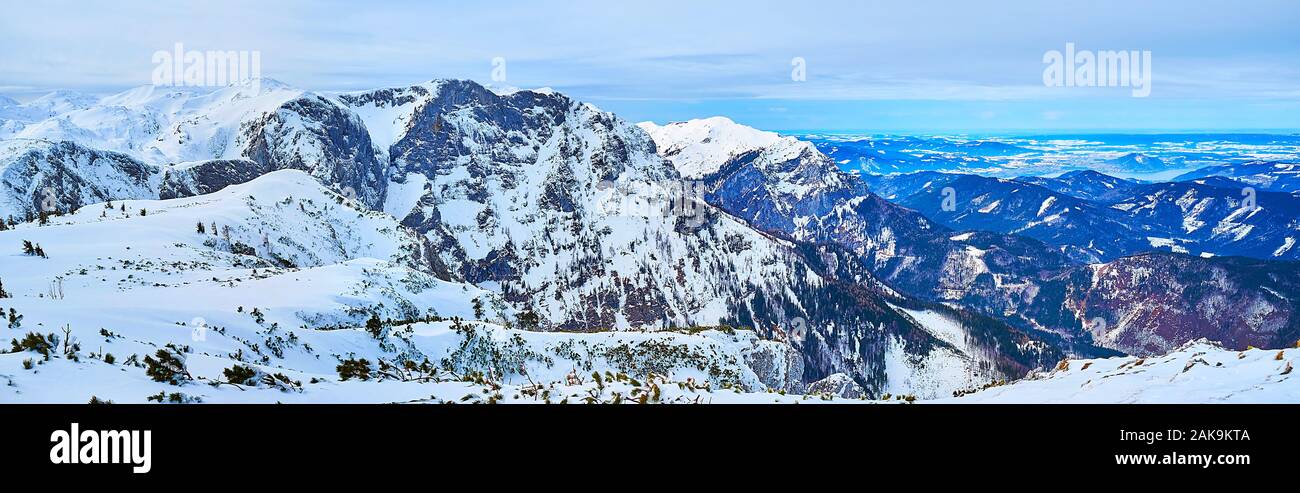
[804,133,1300,178]
[647,119,1300,357]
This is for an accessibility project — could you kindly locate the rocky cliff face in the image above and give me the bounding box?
[159,158,270,199]
[1,82,388,213]
[0,140,159,219]
[241,95,389,209]
[335,82,1061,395]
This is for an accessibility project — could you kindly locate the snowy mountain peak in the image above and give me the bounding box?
[638,116,813,179]
[0,90,101,124]
[105,78,300,106]
[1,81,307,166]
[480,82,558,97]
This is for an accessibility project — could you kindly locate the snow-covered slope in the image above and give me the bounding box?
[882,306,994,398]
[0,170,821,403]
[946,340,1299,403]
[0,80,388,211]
[0,172,871,403]
[638,117,800,179]
[640,116,858,241]
[0,91,101,127]
[2,170,460,321]
[0,317,844,404]
[1,82,302,164]
[1176,160,1300,193]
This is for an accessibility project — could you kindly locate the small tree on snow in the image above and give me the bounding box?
[21,241,46,258]
[336,358,372,381]
[365,314,383,339]
[472,297,485,320]
[10,332,54,359]
[516,309,540,331]
[222,364,259,386]
[144,348,191,385]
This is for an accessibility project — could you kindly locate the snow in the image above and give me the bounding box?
[3,80,303,165]
[944,340,1299,403]
[334,81,439,154]
[0,170,853,403]
[897,307,968,354]
[1147,237,1175,248]
[1275,237,1296,257]
[1146,236,1188,253]
[1,320,861,404]
[638,117,809,179]
[878,305,988,399]
[1037,196,1056,216]
[382,172,429,219]
[883,336,983,400]
[0,140,163,218]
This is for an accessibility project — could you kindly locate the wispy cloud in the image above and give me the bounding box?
[1,0,1297,130]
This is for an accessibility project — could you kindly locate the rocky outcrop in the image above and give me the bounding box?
[241,95,388,209]
[807,373,865,399]
[159,158,270,199]
[0,140,158,219]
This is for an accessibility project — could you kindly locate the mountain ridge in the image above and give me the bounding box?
[0,80,1065,397]
[642,116,1300,357]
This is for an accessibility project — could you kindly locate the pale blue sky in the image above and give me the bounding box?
[2,0,1297,132]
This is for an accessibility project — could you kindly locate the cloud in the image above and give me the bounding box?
[1,0,1297,130]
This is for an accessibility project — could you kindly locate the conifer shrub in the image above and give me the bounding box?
[336,357,372,381]
[222,364,259,385]
[143,348,190,385]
